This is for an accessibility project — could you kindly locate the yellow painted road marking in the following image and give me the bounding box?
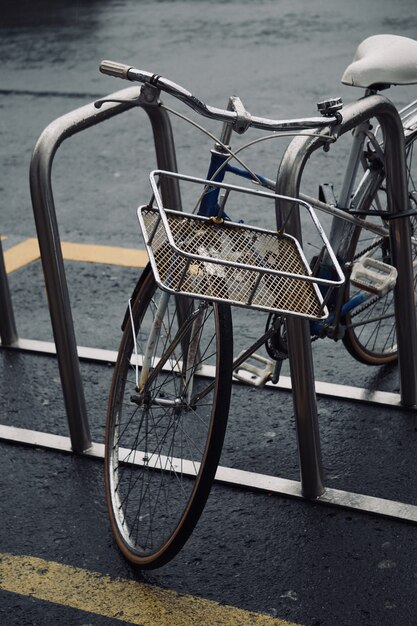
[61,241,148,268]
[3,238,148,273]
[0,554,301,626]
[3,238,41,273]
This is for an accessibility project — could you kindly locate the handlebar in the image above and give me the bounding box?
[99,60,339,133]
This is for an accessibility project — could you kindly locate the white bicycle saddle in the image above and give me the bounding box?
[341,34,417,88]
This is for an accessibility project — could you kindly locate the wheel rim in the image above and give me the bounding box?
[344,140,417,364]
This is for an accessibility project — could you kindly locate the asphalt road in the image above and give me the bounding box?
[2,1,417,624]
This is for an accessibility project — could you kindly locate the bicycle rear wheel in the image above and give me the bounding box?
[343,135,417,364]
[105,265,233,568]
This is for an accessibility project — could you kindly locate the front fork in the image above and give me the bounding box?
[137,291,207,406]
[138,290,171,391]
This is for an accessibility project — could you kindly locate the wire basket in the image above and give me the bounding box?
[137,170,344,319]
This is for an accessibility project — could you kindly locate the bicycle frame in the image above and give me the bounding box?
[194,114,391,345]
[134,83,417,400]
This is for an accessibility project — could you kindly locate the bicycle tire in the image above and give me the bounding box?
[105,265,233,568]
[343,135,417,364]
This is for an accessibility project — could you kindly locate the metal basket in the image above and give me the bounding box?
[137,171,344,319]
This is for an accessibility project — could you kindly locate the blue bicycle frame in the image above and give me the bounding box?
[198,146,367,339]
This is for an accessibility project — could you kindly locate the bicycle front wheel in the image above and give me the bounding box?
[105,266,233,568]
[343,135,417,364]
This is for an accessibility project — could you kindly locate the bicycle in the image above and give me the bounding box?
[99,33,417,568]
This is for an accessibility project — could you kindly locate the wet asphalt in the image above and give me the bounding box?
[2,1,417,624]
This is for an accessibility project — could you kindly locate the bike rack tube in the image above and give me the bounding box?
[276,94,417,497]
[0,237,18,346]
[29,87,181,453]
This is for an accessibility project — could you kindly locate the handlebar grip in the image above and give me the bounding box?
[99,60,132,79]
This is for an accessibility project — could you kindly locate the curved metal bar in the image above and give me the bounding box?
[29,87,181,453]
[274,128,330,498]
[275,94,417,497]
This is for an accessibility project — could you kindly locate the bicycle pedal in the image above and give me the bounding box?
[233,352,273,388]
[350,256,397,296]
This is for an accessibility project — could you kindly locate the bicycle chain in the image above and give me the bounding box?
[352,237,385,261]
[299,237,387,344]
[348,294,380,319]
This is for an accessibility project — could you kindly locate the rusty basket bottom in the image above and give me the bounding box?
[138,206,328,319]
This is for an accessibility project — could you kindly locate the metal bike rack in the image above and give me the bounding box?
[28,86,182,453]
[0,238,18,347]
[1,87,417,522]
[276,93,417,499]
